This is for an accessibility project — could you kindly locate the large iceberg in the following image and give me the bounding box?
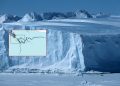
[0,15,120,73]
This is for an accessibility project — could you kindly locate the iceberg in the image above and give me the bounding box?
[0,13,120,73]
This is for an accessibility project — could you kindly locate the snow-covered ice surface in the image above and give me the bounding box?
[1,16,120,73]
[0,73,120,86]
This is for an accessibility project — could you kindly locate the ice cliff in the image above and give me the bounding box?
[0,26,85,73]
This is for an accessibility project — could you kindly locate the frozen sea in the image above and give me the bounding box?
[0,73,120,86]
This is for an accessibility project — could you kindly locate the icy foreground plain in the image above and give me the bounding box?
[0,73,120,86]
[1,16,120,73]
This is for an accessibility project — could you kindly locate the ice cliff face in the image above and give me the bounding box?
[0,26,85,73]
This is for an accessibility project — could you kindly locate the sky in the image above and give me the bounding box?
[0,0,120,16]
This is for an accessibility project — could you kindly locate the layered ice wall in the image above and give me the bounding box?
[0,28,9,70]
[0,26,85,73]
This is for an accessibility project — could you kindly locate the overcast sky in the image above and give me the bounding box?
[0,0,120,16]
